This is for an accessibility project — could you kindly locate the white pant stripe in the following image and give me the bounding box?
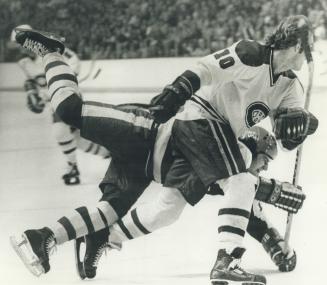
[214,121,240,173]
[208,120,233,176]
[82,104,153,130]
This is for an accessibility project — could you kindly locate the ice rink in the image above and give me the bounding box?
[0,87,326,285]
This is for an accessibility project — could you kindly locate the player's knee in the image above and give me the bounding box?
[55,94,82,129]
[218,172,257,210]
[154,187,187,227]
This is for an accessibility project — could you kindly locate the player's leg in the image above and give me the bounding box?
[108,186,187,245]
[210,172,266,285]
[10,156,150,277]
[76,159,151,279]
[247,201,296,272]
[14,29,83,130]
[167,117,265,285]
[10,191,118,277]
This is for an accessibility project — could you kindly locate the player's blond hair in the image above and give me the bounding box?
[265,15,313,61]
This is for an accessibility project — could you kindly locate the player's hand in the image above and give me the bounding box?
[269,180,305,213]
[27,92,45,113]
[273,107,318,140]
[274,245,297,272]
[149,85,183,123]
[149,74,194,123]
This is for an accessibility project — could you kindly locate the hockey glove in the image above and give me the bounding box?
[24,79,45,113]
[27,92,45,113]
[255,177,305,213]
[262,228,297,272]
[150,70,200,123]
[273,107,318,140]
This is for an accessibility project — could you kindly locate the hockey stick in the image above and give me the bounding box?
[283,60,314,252]
[78,52,101,83]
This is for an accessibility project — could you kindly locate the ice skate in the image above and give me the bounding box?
[62,162,80,185]
[14,27,65,57]
[75,228,121,279]
[210,248,266,285]
[10,227,56,277]
[262,227,297,272]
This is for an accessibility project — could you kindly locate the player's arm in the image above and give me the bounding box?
[271,79,318,150]
[150,41,258,123]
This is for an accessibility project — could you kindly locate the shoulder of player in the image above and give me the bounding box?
[234,40,268,67]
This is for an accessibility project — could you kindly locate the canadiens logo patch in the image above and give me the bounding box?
[245,102,270,127]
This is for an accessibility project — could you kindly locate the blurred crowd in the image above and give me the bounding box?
[0,0,326,61]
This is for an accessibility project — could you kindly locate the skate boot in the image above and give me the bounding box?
[10,227,56,277]
[75,228,121,279]
[262,227,296,272]
[210,247,266,285]
[14,27,65,57]
[62,162,80,185]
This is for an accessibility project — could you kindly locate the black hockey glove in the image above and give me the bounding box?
[255,177,305,213]
[27,92,45,113]
[273,107,318,140]
[150,70,200,123]
[262,228,297,272]
[24,79,45,113]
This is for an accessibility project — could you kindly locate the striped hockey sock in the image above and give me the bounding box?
[217,173,257,253]
[42,52,79,113]
[50,201,118,244]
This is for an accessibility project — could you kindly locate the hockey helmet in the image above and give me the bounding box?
[11,24,32,42]
[239,126,277,160]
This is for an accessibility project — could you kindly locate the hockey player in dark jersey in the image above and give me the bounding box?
[74,126,296,279]
[9,15,317,285]
[9,24,110,185]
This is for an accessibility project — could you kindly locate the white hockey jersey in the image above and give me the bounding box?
[186,40,305,138]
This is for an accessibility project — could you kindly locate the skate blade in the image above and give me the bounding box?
[74,237,86,280]
[10,234,45,277]
[211,280,265,285]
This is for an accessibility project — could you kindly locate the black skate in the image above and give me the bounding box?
[10,227,56,277]
[14,28,65,57]
[75,228,121,279]
[62,163,80,185]
[262,227,297,272]
[210,248,266,285]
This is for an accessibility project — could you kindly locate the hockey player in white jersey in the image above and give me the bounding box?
[146,15,317,285]
[9,14,317,285]
[10,25,109,185]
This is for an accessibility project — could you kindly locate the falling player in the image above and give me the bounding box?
[75,126,297,279]
[10,14,317,285]
[9,24,110,185]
